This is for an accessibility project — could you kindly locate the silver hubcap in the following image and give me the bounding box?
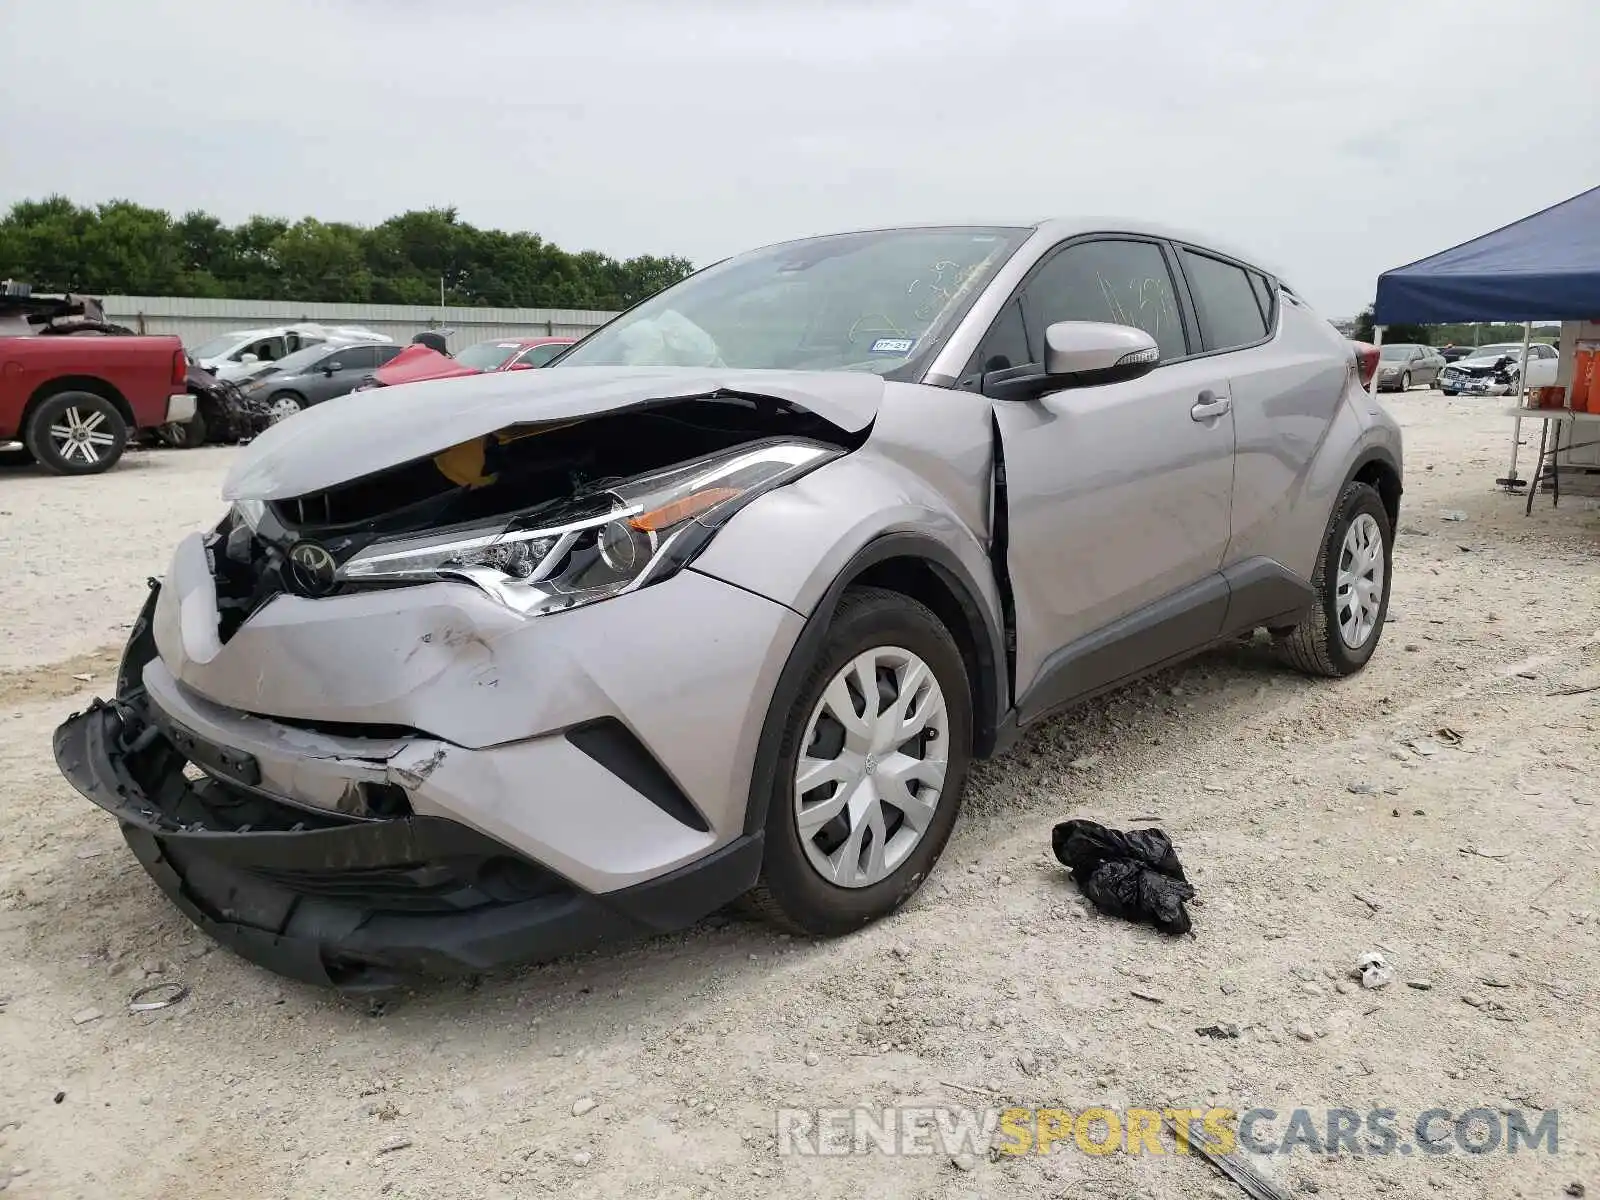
[267,396,302,423]
[794,646,950,889]
[49,406,115,464]
[1336,513,1384,648]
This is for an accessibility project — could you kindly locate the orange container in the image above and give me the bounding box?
[1534,386,1566,410]
[1573,348,1596,413]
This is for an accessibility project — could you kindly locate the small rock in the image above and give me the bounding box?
[1407,981,1434,991]
[1335,980,1355,995]
[890,980,907,1000]
[950,1152,978,1172]
[70,1008,102,1026]
[803,1051,819,1067]
[1220,981,1239,996]
[1462,993,1485,1009]
[571,1097,598,1117]
[1440,510,1467,522]
[1347,782,1380,795]
[1068,755,1100,772]
[1195,1022,1240,1040]
[1293,1024,1317,1043]
[571,1151,592,1167]
[1404,643,1421,652]
[1017,1050,1040,1075]
[72,672,94,682]
[1413,808,1425,816]
[1563,1184,1584,1198]
[1301,982,1323,996]
[997,874,1013,886]
[499,1171,514,1184]
[376,1136,412,1155]
[1297,1181,1322,1194]
[1480,977,1512,989]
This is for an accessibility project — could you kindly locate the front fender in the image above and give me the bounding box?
[690,450,1000,623]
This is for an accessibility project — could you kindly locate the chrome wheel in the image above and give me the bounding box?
[1336,513,1384,649]
[48,405,115,465]
[794,646,950,889]
[267,395,303,424]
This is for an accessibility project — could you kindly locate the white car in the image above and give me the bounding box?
[1438,342,1558,395]
[190,324,393,382]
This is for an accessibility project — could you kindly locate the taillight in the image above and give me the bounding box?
[1353,342,1380,390]
[172,349,188,387]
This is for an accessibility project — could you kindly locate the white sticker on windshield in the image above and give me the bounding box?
[870,337,915,355]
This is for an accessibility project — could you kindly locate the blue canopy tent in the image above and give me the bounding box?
[1373,184,1600,499]
[1375,184,1600,325]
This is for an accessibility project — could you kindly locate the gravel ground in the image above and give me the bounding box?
[1,398,1597,1200]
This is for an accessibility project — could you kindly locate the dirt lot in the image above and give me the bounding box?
[1,397,1597,1200]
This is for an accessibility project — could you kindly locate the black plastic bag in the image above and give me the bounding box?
[1051,819,1195,935]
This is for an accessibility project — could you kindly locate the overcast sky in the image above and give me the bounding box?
[3,0,1598,317]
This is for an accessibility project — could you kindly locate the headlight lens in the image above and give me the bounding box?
[336,439,839,615]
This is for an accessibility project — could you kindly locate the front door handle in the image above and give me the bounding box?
[1191,393,1231,422]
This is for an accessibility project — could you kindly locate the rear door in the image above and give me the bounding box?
[1179,246,1346,586]
[988,236,1237,715]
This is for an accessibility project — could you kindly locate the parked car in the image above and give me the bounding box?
[0,291,193,474]
[351,336,576,393]
[1438,342,1558,395]
[234,340,405,422]
[190,323,393,382]
[53,221,1402,989]
[1374,343,1443,391]
[1438,344,1478,363]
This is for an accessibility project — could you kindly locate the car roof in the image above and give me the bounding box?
[744,219,1286,282]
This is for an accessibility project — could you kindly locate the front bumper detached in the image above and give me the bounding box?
[53,688,762,992]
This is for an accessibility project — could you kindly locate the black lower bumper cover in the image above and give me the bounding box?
[53,701,762,993]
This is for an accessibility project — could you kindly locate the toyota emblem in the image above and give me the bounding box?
[289,541,337,595]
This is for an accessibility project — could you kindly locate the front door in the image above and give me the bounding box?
[985,237,1236,717]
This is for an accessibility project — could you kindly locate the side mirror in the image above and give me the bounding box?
[1043,321,1159,383]
[324,361,342,375]
[239,352,259,364]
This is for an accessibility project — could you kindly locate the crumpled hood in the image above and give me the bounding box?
[370,344,482,388]
[222,366,885,501]
[1453,353,1518,369]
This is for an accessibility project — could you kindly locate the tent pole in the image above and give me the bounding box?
[1505,320,1533,487]
[1371,324,1385,400]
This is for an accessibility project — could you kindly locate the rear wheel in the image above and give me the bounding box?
[1274,481,1392,677]
[748,587,972,935]
[23,390,128,475]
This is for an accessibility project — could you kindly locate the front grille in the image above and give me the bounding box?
[251,855,569,913]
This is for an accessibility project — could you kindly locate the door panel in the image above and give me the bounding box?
[995,354,1235,702]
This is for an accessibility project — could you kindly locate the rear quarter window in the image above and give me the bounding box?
[1178,249,1270,352]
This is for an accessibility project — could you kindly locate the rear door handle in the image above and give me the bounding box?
[1191,394,1231,422]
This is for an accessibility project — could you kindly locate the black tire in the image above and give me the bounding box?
[164,408,208,448]
[747,586,973,936]
[1399,372,1411,392]
[23,390,129,476]
[1442,390,1458,397]
[1274,481,1393,678]
[266,392,304,423]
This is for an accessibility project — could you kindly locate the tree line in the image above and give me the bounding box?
[1353,306,1560,347]
[0,197,696,311]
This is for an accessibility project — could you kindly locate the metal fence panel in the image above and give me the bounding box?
[101,295,618,352]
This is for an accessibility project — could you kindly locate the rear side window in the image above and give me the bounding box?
[1021,238,1187,362]
[1179,249,1269,351]
[375,345,402,365]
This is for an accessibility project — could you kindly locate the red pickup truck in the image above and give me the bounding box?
[1,291,193,475]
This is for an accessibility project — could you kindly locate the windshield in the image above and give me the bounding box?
[1379,344,1418,360]
[191,334,247,360]
[1473,344,1521,358]
[454,340,523,371]
[556,226,1031,376]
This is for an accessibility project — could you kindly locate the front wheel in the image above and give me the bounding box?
[1274,481,1393,677]
[1399,372,1411,391]
[265,392,304,424]
[748,587,973,936]
[24,390,129,475]
[162,408,208,448]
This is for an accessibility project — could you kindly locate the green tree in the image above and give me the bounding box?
[1352,306,1430,345]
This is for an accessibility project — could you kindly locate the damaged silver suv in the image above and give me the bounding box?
[54,222,1402,990]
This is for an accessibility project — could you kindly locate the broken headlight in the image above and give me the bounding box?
[336,439,839,615]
